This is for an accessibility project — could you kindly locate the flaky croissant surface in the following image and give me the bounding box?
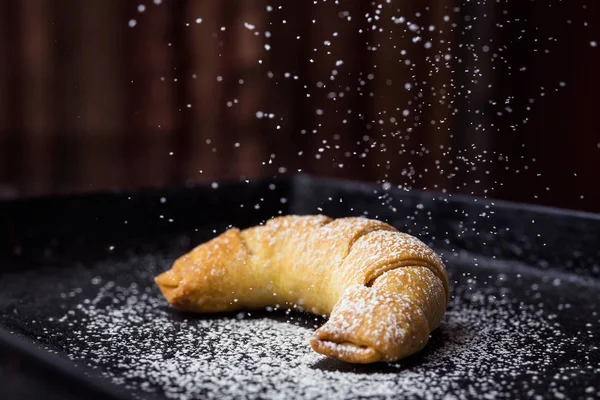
[155,215,449,363]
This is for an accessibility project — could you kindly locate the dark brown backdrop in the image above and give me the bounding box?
[0,0,599,212]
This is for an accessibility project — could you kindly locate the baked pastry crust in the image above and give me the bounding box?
[155,215,449,363]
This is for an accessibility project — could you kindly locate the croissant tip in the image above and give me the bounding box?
[310,335,382,364]
[155,269,178,287]
[155,270,183,306]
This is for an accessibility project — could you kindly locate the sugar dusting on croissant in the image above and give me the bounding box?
[155,215,450,364]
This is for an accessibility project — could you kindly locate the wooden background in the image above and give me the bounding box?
[0,0,599,212]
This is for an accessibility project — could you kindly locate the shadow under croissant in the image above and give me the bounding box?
[160,305,327,326]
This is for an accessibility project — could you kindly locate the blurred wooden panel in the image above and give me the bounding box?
[208,0,241,181]
[0,3,8,138]
[367,1,457,194]
[490,0,600,210]
[52,0,84,134]
[445,1,497,199]
[0,2,23,132]
[80,1,125,134]
[123,1,177,189]
[181,0,225,182]
[262,1,373,179]
[306,0,373,179]
[77,0,126,191]
[573,1,600,212]
[0,0,597,212]
[20,0,54,194]
[50,0,83,193]
[261,1,314,176]
[371,1,436,190]
[422,0,455,194]
[227,0,268,181]
[0,2,23,191]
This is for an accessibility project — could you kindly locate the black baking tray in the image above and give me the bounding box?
[1,175,599,400]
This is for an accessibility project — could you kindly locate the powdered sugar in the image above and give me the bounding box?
[40,255,598,400]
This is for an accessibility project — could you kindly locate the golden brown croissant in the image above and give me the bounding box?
[155,215,449,363]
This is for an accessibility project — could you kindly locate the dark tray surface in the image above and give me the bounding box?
[1,251,599,400]
[1,176,599,399]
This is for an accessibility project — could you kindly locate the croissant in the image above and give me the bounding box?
[155,215,449,363]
